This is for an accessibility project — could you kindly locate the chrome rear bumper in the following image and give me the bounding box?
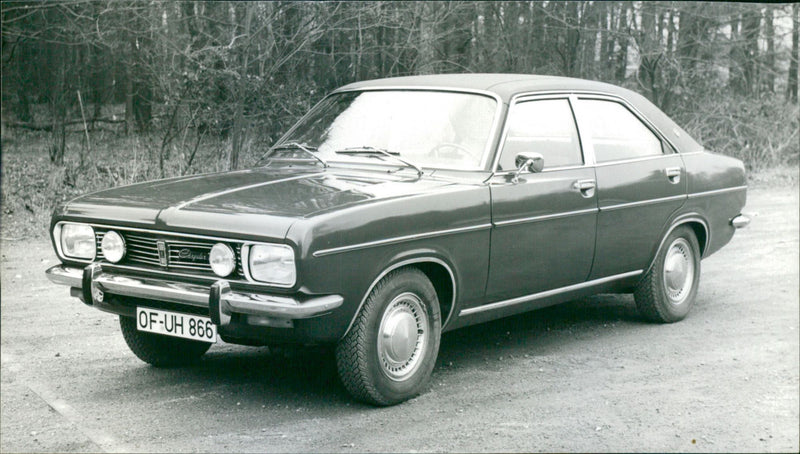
[45,264,343,325]
[731,214,751,229]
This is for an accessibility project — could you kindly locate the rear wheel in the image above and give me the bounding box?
[335,268,441,406]
[119,315,211,367]
[634,226,701,323]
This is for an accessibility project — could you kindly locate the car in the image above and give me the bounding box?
[45,74,750,405]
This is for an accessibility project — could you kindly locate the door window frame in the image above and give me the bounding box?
[490,91,682,174]
[571,94,679,167]
[492,94,590,175]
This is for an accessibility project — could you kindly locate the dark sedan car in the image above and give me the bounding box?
[46,74,749,405]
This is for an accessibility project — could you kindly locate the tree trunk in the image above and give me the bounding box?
[764,6,775,93]
[677,4,703,72]
[124,39,135,135]
[788,3,799,103]
[50,48,67,165]
[615,3,630,81]
[229,3,254,171]
[15,42,33,123]
[417,2,437,74]
[741,9,761,95]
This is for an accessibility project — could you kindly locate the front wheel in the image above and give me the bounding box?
[634,226,701,323]
[335,268,442,406]
[119,315,211,367]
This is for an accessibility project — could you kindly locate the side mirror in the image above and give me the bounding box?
[512,152,544,183]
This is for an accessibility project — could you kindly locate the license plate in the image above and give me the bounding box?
[136,307,217,343]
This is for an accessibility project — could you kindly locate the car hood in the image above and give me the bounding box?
[58,166,473,241]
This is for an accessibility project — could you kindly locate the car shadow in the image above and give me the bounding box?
[108,293,642,410]
[438,293,642,364]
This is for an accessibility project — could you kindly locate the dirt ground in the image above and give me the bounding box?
[1,187,798,453]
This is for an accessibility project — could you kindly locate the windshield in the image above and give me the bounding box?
[271,90,498,171]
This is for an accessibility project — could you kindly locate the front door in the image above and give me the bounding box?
[486,97,597,301]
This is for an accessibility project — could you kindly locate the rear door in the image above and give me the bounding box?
[572,96,686,279]
[485,96,597,301]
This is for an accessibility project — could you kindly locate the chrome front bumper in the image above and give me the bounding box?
[45,264,343,325]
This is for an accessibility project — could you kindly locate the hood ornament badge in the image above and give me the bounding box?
[157,240,168,267]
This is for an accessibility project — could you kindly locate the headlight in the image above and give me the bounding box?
[58,223,96,260]
[247,244,295,286]
[101,230,126,263]
[209,243,236,277]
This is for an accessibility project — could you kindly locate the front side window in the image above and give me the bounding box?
[576,99,663,163]
[496,98,583,171]
[271,90,498,171]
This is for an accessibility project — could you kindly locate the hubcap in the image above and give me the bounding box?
[663,238,695,305]
[377,292,428,381]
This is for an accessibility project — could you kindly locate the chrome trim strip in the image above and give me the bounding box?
[56,221,259,245]
[687,186,748,198]
[312,223,492,258]
[594,153,682,167]
[491,163,587,177]
[491,153,683,176]
[493,207,598,227]
[341,257,458,338]
[601,194,687,212]
[459,270,643,317]
[45,265,342,319]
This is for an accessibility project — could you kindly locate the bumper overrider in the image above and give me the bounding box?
[46,263,344,335]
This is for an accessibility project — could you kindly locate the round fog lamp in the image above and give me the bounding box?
[101,230,126,263]
[210,243,236,277]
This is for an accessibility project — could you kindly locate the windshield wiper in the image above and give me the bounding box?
[270,142,327,168]
[335,146,422,176]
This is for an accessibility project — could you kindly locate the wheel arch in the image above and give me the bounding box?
[340,255,457,340]
[645,214,709,277]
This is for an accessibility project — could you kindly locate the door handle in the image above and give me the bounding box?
[571,179,596,198]
[665,167,682,184]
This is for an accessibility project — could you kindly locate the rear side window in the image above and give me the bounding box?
[576,99,663,163]
[497,99,583,171]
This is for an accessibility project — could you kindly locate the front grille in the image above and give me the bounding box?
[95,229,245,278]
[124,232,161,266]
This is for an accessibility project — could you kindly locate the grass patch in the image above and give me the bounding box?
[1,129,260,240]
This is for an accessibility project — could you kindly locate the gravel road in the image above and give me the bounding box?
[1,187,798,453]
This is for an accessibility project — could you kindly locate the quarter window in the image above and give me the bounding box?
[577,99,663,162]
[497,99,583,171]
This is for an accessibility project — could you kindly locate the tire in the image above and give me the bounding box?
[335,268,442,406]
[634,226,701,323]
[119,315,211,367]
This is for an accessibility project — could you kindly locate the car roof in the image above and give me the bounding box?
[338,73,629,102]
[337,73,704,154]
